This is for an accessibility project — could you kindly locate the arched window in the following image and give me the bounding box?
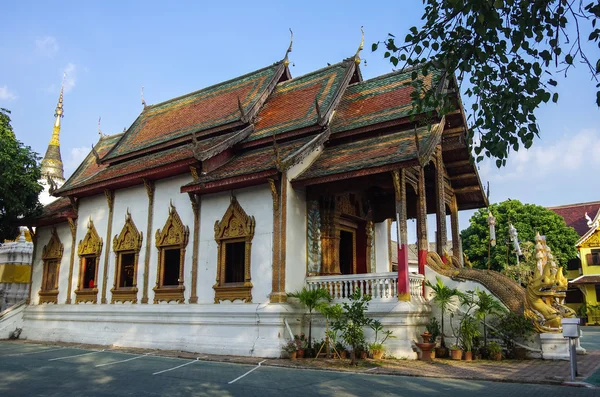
[111,210,143,303]
[153,203,188,304]
[213,197,255,303]
[75,219,103,304]
[39,227,63,304]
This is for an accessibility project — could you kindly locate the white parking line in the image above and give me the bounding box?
[5,347,65,357]
[228,360,266,384]
[153,358,200,375]
[49,350,105,361]
[95,352,152,367]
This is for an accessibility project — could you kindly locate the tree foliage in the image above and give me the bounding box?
[331,288,373,365]
[460,199,579,272]
[374,0,600,166]
[0,108,42,241]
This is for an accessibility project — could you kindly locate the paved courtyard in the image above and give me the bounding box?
[1,339,599,396]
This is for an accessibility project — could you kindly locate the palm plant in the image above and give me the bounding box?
[425,277,459,348]
[289,287,332,349]
[474,289,506,347]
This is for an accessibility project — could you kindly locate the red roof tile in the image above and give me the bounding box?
[249,63,349,142]
[104,63,284,161]
[548,201,600,236]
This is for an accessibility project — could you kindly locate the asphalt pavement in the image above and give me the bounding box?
[0,341,598,397]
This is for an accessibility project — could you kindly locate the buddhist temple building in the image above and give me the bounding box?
[6,40,487,357]
[551,202,600,323]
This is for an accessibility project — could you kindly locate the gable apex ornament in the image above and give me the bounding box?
[155,202,189,248]
[78,219,103,256]
[42,227,64,260]
[354,26,364,65]
[214,196,256,240]
[283,28,293,67]
[113,209,143,253]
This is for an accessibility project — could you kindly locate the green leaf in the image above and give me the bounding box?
[565,54,573,65]
[371,43,378,52]
[494,0,504,8]
[552,92,559,103]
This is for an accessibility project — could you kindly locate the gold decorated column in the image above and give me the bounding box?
[101,190,115,304]
[188,193,200,303]
[435,150,447,259]
[141,179,155,304]
[416,167,428,275]
[65,217,78,303]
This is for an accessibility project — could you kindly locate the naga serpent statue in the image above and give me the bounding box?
[427,232,574,333]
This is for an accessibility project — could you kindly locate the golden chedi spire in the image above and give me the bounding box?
[40,73,66,184]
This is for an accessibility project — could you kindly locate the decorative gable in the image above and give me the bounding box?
[113,210,143,253]
[156,202,189,248]
[78,219,103,256]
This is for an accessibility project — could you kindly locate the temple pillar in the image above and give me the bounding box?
[450,195,463,265]
[392,170,410,301]
[435,151,447,260]
[416,167,428,275]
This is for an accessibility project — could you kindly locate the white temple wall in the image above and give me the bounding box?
[74,194,109,303]
[375,221,391,273]
[111,184,148,304]
[152,174,195,303]
[197,184,273,304]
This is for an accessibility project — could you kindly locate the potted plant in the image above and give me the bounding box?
[283,340,298,360]
[495,312,534,359]
[331,288,373,366]
[317,302,344,358]
[289,287,332,358]
[425,278,460,358]
[450,344,463,360]
[459,315,480,361]
[474,289,506,358]
[294,334,307,358]
[335,341,347,359]
[368,319,395,360]
[488,341,502,361]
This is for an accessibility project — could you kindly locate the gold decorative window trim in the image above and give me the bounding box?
[213,197,255,303]
[39,227,64,304]
[75,219,103,304]
[111,210,143,304]
[153,202,189,304]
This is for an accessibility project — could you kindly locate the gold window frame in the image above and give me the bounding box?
[153,202,189,304]
[75,219,103,304]
[213,197,255,303]
[111,210,143,304]
[39,227,64,304]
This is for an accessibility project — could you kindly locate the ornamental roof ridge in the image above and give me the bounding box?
[576,208,600,247]
[347,62,437,88]
[547,200,600,210]
[275,60,349,87]
[143,61,285,111]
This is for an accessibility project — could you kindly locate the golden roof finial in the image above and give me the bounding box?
[141,85,146,108]
[354,26,364,65]
[54,72,66,121]
[283,28,293,67]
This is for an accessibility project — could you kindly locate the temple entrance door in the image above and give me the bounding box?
[339,229,355,275]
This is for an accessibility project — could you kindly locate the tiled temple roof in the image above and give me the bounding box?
[103,62,286,162]
[56,134,122,194]
[331,68,443,134]
[293,123,442,184]
[24,197,75,227]
[248,62,352,142]
[548,201,600,237]
[182,136,312,192]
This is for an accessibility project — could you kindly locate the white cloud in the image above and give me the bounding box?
[0,85,17,101]
[63,63,77,93]
[480,128,600,183]
[35,36,59,55]
[63,146,90,177]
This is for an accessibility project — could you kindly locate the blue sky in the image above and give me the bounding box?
[1,1,598,240]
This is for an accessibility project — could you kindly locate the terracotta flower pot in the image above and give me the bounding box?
[421,332,432,344]
[464,351,472,361]
[296,349,305,359]
[451,349,463,360]
[491,352,502,361]
[289,351,297,360]
[340,351,347,359]
[435,347,447,358]
[372,349,384,360]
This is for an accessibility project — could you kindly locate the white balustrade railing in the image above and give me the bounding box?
[305,272,424,301]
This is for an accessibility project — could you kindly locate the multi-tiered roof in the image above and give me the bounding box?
[38,44,485,224]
